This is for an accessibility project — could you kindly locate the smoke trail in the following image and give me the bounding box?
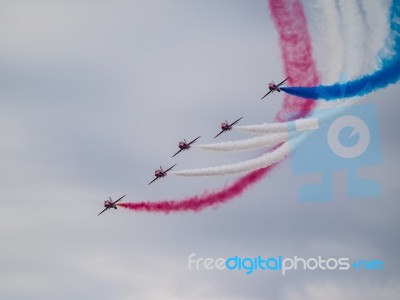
[361,0,391,70]
[170,133,311,177]
[194,132,296,153]
[245,0,386,135]
[235,0,345,137]
[307,0,345,84]
[118,165,274,213]
[174,116,328,176]
[171,142,291,177]
[337,0,368,77]
[235,118,319,136]
[281,0,400,100]
[270,0,320,121]
[195,133,293,152]
[118,0,319,213]
[238,0,389,146]
[281,61,399,99]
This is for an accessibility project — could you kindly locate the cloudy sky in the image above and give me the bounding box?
[1,1,399,299]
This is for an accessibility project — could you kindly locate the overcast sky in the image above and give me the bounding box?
[1,1,399,299]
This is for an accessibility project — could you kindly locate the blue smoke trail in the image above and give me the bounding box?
[281,0,400,100]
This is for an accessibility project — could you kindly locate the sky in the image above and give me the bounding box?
[1,1,399,299]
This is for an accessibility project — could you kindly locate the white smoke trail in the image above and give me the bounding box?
[171,134,307,177]
[235,118,319,136]
[307,0,345,85]
[360,0,391,70]
[194,132,295,153]
[337,0,368,77]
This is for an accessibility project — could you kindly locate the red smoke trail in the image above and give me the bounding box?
[270,0,320,121]
[118,0,320,213]
[118,167,273,212]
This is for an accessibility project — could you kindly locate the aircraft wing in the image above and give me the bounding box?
[148,177,159,185]
[165,164,177,173]
[113,194,126,205]
[230,117,243,127]
[97,207,109,216]
[261,90,273,99]
[172,149,183,158]
[277,77,289,87]
[214,129,226,139]
[188,136,201,145]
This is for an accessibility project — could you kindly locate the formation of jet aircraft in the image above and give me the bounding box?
[98,78,289,215]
